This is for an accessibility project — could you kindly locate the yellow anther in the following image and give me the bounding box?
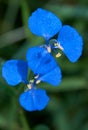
[54,43,58,46]
[56,52,61,58]
[27,84,32,89]
[47,46,51,53]
[36,80,41,84]
[30,79,34,83]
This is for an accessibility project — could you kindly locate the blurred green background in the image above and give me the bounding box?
[0,0,88,130]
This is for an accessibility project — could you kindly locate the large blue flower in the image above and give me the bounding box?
[28,8,83,62]
[2,46,61,111]
[2,8,83,112]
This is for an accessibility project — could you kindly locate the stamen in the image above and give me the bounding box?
[54,43,64,50]
[47,46,51,53]
[27,84,32,89]
[30,79,34,83]
[34,75,39,79]
[36,80,41,84]
[54,43,58,46]
[42,44,51,53]
[56,52,62,58]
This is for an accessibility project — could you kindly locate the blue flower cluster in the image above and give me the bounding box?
[2,8,83,111]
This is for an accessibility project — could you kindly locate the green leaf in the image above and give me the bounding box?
[45,5,88,19]
[39,77,87,92]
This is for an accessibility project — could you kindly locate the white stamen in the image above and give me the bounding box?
[47,46,51,53]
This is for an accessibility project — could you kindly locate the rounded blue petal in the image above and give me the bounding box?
[57,25,83,62]
[26,46,56,74]
[39,66,62,86]
[2,60,28,86]
[28,8,62,40]
[19,88,49,111]
[26,46,62,86]
[26,46,46,74]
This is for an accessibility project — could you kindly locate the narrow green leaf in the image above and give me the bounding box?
[21,0,33,40]
[45,5,88,19]
[39,77,87,92]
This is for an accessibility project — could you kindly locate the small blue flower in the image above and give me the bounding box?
[28,8,62,40]
[28,8,83,62]
[2,46,61,111]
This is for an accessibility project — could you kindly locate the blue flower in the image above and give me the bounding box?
[26,46,62,86]
[2,8,83,112]
[28,8,83,62]
[2,46,61,111]
[2,47,61,86]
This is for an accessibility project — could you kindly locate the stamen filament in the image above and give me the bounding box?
[54,43,64,50]
[47,46,51,53]
[34,75,39,79]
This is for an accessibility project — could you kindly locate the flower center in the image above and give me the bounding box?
[27,74,41,90]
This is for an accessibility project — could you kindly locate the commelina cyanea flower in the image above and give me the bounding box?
[2,46,61,111]
[2,8,83,111]
[28,8,83,62]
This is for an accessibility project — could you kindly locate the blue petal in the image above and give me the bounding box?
[26,46,56,74]
[26,46,62,86]
[19,88,49,111]
[2,60,28,86]
[39,67,62,86]
[26,46,46,74]
[57,25,83,62]
[28,8,62,40]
